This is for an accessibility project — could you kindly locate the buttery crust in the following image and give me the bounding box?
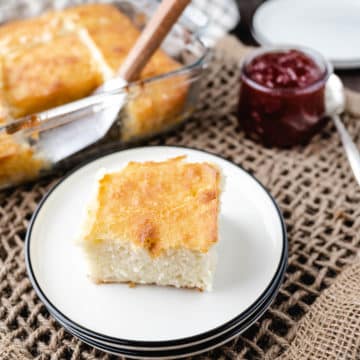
[3,33,104,117]
[0,12,71,55]
[84,157,220,257]
[64,4,181,78]
[64,4,142,73]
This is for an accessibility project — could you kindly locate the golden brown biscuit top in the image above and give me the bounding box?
[85,157,221,257]
[0,12,71,55]
[3,33,103,117]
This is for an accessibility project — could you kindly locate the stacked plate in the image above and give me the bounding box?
[25,146,287,358]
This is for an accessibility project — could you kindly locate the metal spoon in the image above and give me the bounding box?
[326,73,360,185]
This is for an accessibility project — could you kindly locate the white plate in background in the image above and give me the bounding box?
[253,0,360,69]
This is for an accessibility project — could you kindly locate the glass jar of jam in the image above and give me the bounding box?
[238,47,332,147]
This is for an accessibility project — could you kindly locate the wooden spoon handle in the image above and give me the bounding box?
[118,0,191,81]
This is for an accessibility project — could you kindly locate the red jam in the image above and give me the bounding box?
[238,49,329,147]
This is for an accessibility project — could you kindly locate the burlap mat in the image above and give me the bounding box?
[1,36,360,359]
[280,259,360,360]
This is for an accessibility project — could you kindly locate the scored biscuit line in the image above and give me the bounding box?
[76,27,114,82]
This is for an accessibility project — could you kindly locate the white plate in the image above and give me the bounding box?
[53,261,286,353]
[253,0,360,69]
[53,251,286,350]
[26,146,286,346]
[52,289,276,359]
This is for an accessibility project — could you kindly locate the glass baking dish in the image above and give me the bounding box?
[0,0,209,189]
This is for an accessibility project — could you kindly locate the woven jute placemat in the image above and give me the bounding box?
[1,36,360,359]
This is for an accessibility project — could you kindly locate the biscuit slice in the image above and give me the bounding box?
[81,156,221,291]
[2,33,104,117]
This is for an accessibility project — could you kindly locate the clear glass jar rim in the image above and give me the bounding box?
[240,45,333,95]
